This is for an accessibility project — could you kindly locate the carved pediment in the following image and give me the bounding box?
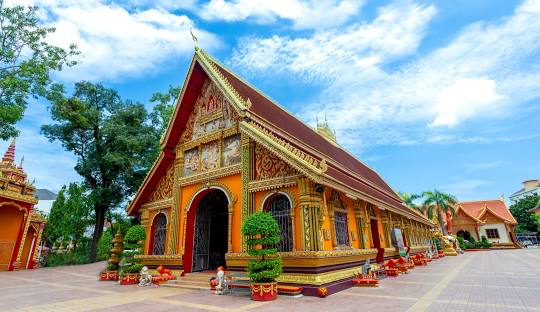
[254,143,298,180]
[147,164,174,202]
[180,79,239,144]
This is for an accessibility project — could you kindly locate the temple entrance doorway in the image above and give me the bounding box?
[456,230,471,241]
[191,190,228,272]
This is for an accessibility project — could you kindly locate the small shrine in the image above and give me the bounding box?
[0,139,45,271]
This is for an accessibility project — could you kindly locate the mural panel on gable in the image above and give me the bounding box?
[255,143,297,180]
[180,79,238,144]
[222,134,241,166]
[201,141,219,172]
[184,148,199,176]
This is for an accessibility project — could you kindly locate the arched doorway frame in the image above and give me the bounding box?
[148,212,168,255]
[183,183,236,273]
[261,191,295,252]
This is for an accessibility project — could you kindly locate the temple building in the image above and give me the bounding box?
[127,47,433,294]
[0,139,45,271]
[451,198,518,248]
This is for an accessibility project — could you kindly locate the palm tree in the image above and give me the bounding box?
[421,190,458,235]
[399,192,422,213]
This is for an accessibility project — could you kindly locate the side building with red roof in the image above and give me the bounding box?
[452,198,518,248]
[126,47,433,295]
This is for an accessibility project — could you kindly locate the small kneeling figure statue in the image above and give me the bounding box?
[215,266,226,295]
[139,266,153,287]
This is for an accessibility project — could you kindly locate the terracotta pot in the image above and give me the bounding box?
[120,273,140,285]
[99,270,119,281]
[250,282,278,301]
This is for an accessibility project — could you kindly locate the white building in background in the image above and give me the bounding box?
[509,179,540,203]
[34,189,57,215]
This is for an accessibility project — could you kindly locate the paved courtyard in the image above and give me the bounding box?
[1,249,539,312]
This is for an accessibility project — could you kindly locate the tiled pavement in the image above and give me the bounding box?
[1,249,539,312]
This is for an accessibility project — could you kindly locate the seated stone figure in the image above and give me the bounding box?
[139,266,152,287]
[215,266,227,295]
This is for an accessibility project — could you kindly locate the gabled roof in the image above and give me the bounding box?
[127,48,431,224]
[459,199,517,224]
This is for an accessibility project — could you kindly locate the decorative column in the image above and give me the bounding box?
[381,211,391,248]
[168,150,183,255]
[353,200,367,249]
[298,177,322,251]
[328,200,337,249]
[227,202,234,252]
[240,134,254,250]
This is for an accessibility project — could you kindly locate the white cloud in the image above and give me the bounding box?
[430,78,504,127]
[198,0,364,29]
[464,161,503,171]
[231,3,436,79]
[6,0,220,82]
[230,0,540,150]
[438,179,493,200]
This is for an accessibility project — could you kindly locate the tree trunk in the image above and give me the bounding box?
[90,206,106,262]
[437,210,448,236]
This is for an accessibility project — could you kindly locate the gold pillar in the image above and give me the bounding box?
[168,150,184,255]
[227,202,234,253]
[381,211,391,248]
[298,177,322,251]
[353,199,367,249]
[240,134,254,250]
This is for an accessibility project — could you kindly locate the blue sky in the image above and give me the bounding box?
[2,0,540,201]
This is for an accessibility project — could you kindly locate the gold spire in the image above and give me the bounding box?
[315,114,337,144]
[2,138,16,164]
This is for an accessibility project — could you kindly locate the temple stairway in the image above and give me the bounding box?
[162,272,215,290]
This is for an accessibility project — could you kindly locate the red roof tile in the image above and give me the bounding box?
[211,59,425,220]
[460,200,517,224]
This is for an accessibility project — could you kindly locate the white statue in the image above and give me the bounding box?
[215,266,227,295]
[139,266,152,287]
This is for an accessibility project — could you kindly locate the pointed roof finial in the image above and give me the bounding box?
[190,27,199,49]
[2,138,16,164]
[19,155,24,169]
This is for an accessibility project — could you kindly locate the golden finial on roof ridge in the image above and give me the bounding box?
[190,27,199,49]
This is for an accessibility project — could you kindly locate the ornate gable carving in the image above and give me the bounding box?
[254,143,298,180]
[148,164,174,203]
[180,79,239,144]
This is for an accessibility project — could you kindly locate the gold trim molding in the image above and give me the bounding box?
[248,175,301,193]
[179,164,241,186]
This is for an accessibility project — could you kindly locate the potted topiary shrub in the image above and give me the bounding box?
[241,212,282,301]
[119,225,146,285]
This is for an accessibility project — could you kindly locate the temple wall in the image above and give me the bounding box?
[479,223,511,243]
[0,205,25,271]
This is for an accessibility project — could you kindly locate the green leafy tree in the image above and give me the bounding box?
[421,190,458,236]
[0,1,79,140]
[509,194,540,233]
[42,82,159,261]
[45,188,67,245]
[149,85,180,135]
[45,183,91,247]
[399,192,421,212]
[241,212,282,283]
